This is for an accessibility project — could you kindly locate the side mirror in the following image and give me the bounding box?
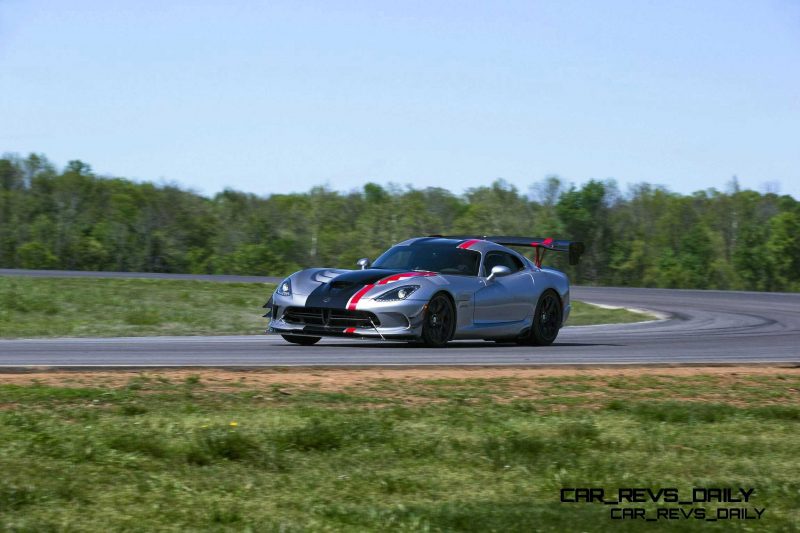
[486,265,511,282]
[356,258,371,270]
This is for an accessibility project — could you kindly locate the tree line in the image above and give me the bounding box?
[1,153,798,291]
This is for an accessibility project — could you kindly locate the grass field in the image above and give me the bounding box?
[0,277,651,338]
[0,367,797,531]
[567,300,652,326]
[0,277,275,338]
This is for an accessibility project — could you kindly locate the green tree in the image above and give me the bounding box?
[765,212,800,291]
[16,242,58,269]
[0,152,798,292]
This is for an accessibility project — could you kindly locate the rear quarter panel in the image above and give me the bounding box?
[537,267,571,324]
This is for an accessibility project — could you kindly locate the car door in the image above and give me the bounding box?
[473,251,534,324]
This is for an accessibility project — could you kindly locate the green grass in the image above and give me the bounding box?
[0,277,275,338]
[0,277,652,338]
[568,300,654,325]
[0,371,797,531]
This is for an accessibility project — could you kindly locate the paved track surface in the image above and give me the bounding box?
[1,270,798,366]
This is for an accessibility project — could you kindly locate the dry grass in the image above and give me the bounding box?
[2,365,798,408]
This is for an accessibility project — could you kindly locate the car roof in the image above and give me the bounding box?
[390,237,537,270]
[396,237,520,255]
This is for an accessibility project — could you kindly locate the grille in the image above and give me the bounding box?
[283,307,381,328]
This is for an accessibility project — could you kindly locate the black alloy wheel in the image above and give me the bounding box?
[281,334,321,346]
[521,290,562,346]
[420,293,456,347]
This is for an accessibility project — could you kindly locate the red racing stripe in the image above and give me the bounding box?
[375,271,437,285]
[531,238,554,248]
[457,239,480,249]
[346,272,437,310]
[346,284,374,310]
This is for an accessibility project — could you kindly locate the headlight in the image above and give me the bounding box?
[376,285,420,301]
[276,279,292,296]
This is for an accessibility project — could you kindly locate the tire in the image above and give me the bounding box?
[420,293,456,348]
[281,334,321,346]
[520,290,562,346]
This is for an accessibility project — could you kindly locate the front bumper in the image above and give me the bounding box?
[267,298,429,340]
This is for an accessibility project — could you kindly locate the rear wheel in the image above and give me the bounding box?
[281,334,321,346]
[420,293,456,347]
[520,290,562,346]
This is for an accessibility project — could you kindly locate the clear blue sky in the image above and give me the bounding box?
[1,0,798,198]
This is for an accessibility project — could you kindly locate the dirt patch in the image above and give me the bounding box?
[1,365,797,392]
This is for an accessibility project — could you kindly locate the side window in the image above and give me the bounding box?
[483,251,525,276]
[483,253,499,275]
[506,253,525,271]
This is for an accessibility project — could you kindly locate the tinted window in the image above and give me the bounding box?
[483,251,525,275]
[373,244,481,276]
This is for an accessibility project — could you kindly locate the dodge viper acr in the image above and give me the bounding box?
[265,236,584,347]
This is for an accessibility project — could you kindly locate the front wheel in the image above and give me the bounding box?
[420,293,456,348]
[281,334,321,346]
[520,290,562,346]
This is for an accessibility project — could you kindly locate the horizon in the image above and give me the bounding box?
[2,1,799,199]
[2,149,788,201]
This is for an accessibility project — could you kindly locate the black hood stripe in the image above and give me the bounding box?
[304,269,437,310]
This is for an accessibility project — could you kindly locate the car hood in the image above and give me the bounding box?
[289,268,434,309]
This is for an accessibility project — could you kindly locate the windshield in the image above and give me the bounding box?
[372,244,481,276]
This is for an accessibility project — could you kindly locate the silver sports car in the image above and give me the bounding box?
[265,236,584,347]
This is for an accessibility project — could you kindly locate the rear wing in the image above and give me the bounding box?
[441,235,585,267]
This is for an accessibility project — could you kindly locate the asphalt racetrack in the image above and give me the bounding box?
[0,269,798,367]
